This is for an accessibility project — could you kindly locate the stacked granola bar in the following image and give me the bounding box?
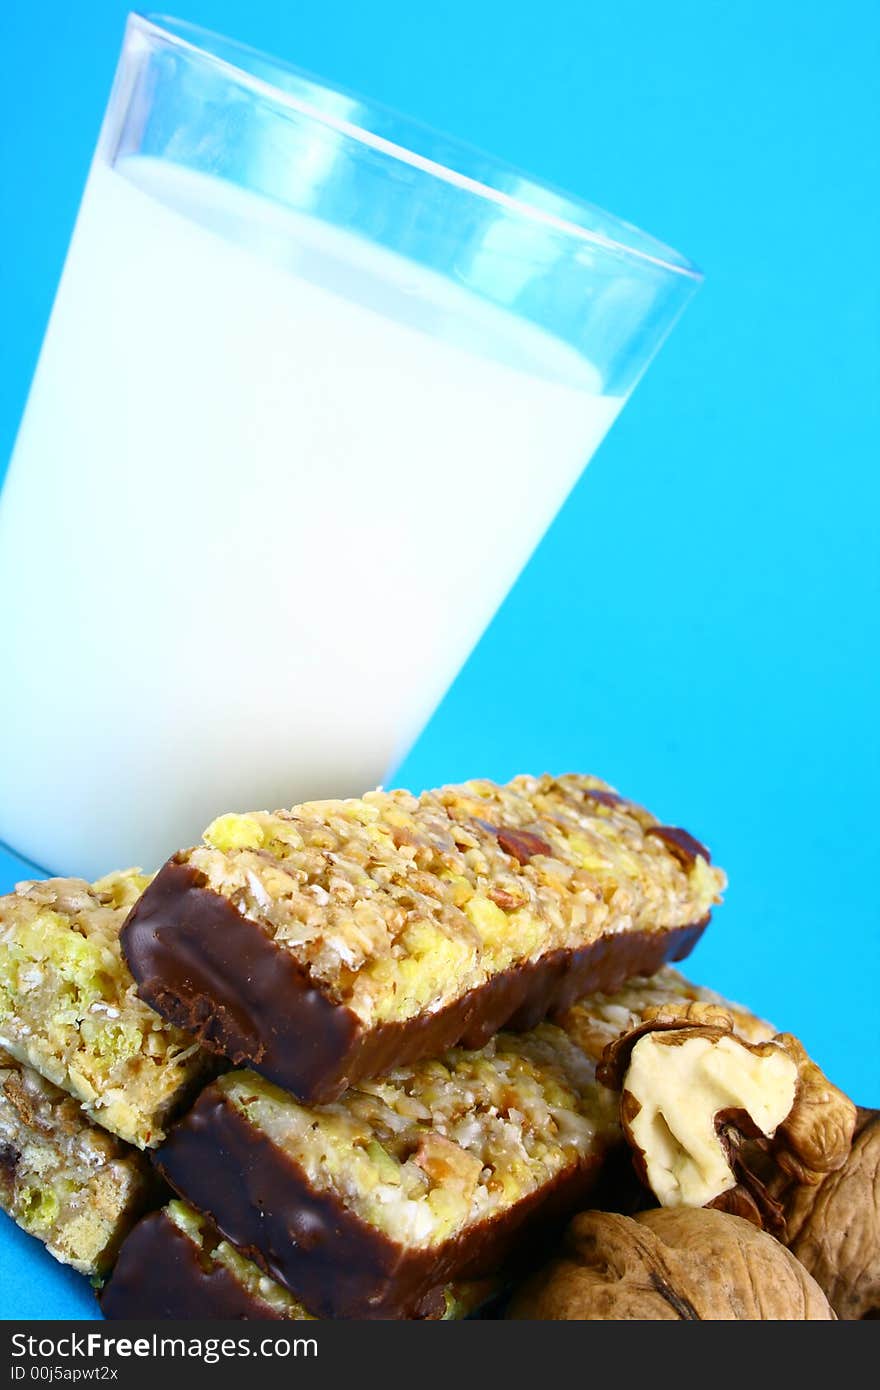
[0,1048,154,1276]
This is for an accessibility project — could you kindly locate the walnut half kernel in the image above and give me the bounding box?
[599,1010,798,1208]
[597,1002,856,1221]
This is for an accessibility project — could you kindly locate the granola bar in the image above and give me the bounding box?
[122,773,724,1102]
[101,1201,316,1320]
[0,1047,154,1275]
[0,871,213,1147]
[558,965,776,1061]
[101,1200,494,1320]
[153,1023,620,1319]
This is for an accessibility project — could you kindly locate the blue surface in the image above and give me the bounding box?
[1,0,878,1319]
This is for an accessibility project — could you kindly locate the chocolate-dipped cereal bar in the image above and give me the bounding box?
[101,1200,493,1320]
[0,871,213,1147]
[123,773,724,1102]
[154,1023,620,1319]
[0,1048,154,1275]
[102,1201,317,1320]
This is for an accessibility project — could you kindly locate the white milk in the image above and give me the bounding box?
[0,156,622,877]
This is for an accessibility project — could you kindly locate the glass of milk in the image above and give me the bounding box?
[0,14,702,877]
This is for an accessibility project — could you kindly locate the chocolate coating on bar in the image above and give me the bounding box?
[122,860,357,1097]
[122,861,707,1103]
[155,1086,607,1319]
[101,1209,284,1320]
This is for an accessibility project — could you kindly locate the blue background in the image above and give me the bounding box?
[1,0,878,1319]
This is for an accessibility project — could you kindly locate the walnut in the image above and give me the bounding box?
[768,1034,858,1187]
[598,1003,856,1228]
[413,1132,483,1200]
[598,1004,798,1211]
[507,1207,834,1319]
[784,1108,880,1319]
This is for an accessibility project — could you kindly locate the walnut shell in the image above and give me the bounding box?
[786,1108,879,1319]
[507,1207,835,1320]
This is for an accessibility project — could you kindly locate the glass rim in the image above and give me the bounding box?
[134,12,701,282]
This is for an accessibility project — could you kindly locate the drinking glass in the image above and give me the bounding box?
[0,13,701,877]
